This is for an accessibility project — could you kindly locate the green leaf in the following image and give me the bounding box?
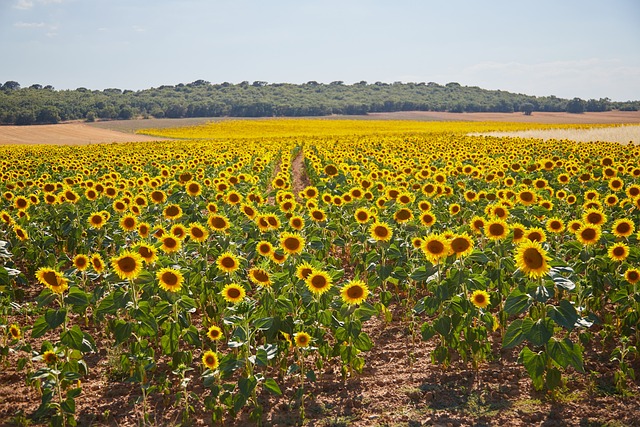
[502,319,525,349]
[253,317,273,331]
[523,318,553,347]
[504,289,532,316]
[60,325,84,351]
[263,378,282,395]
[546,367,562,390]
[519,347,546,391]
[354,302,377,321]
[61,397,76,415]
[113,320,133,345]
[547,338,584,372]
[255,348,269,367]
[238,376,258,398]
[468,250,489,264]
[353,333,373,351]
[66,387,82,399]
[65,287,90,308]
[420,322,435,341]
[45,309,67,330]
[434,316,452,338]
[31,316,50,339]
[547,300,579,331]
[160,323,179,355]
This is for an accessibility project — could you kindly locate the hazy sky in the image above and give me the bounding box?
[1,0,639,101]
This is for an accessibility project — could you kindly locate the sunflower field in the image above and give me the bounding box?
[1,119,640,426]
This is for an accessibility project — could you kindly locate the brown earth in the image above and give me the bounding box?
[0,123,167,145]
[363,111,640,124]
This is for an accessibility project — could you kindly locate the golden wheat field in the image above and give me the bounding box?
[1,119,640,426]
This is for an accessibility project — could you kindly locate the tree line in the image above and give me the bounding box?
[1,79,638,125]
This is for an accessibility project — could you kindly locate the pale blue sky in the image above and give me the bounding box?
[1,0,639,101]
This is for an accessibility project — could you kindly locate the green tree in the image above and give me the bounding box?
[521,103,534,115]
[566,97,586,114]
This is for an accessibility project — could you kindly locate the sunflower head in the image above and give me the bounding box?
[157,267,183,293]
[470,290,490,309]
[449,234,474,258]
[36,267,69,294]
[42,350,58,365]
[256,240,274,257]
[421,234,449,263]
[73,254,90,271]
[111,251,143,280]
[514,240,551,279]
[485,219,509,240]
[294,332,312,348]
[9,324,21,340]
[249,267,272,287]
[221,283,246,304]
[624,268,640,284]
[608,242,629,262]
[370,222,392,242]
[612,219,634,238]
[280,232,305,255]
[341,280,369,305]
[217,252,240,273]
[305,269,332,295]
[207,325,223,341]
[202,350,219,370]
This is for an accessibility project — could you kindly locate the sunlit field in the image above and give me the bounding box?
[1,119,640,426]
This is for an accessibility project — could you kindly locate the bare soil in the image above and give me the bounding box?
[0,123,166,145]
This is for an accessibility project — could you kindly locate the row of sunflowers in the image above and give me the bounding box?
[1,119,639,425]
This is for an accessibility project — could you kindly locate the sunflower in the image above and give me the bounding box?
[612,218,635,238]
[202,350,219,370]
[91,254,105,273]
[207,325,223,341]
[289,215,304,230]
[295,262,314,281]
[470,290,490,309]
[138,222,151,238]
[354,208,371,224]
[524,227,547,243]
[624,268,640,285]
[294,332,312,348]
[170,224,187,240]
[208,214,231,232]
[545,218,565,234]
[421,234,449,263]
[185,181,202,197]
[567,220,582,234]
[216,252,240,273]
[394,207,414,223]
[36,267,69,294]
[280,232,305,255]
[341,280,369,305]
[221,283,246,304]
[13,196,29,210]
[73,254,90,272]
[42,350,58,365]
[8,324,21,340]
[450,233,474,258]
[112,199,128,213]
[510,223,525,244]
[517,190,537,206]
[163,204,183,221]
[514,240,551,278]
[576,224,601,246]
[120,214,137,232]
[370,222,392,242]
[305,269,332,295]
[246,268,270,288]
[13,225,29,241]
[157,267,183,292]
[309,208,326,222]
[88,212,106,229]
[270,250,288,264]
[419,211,436,228]
[137,243,158,264]
[324,164,339,177]
[149,190,166,204]
[607,242,629,262]
[256,240,274,257]
[111,251,143,280]
[188,222,209,242]
[582,208,607,226]
[448,203,461,216]
[160,234,182,254]
[411,237,424,249]
[485,219,509,241]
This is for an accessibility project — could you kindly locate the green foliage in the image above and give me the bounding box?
[1,80,634,125]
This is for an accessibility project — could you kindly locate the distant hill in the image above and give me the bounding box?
[1,80,638,125]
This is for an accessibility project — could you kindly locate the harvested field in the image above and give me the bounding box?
[365,110,640,123]
[477,124,640,144]
[0,123,167,145]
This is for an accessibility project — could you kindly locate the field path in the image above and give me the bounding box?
[0,122,167,145]
[291,147,310,201]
